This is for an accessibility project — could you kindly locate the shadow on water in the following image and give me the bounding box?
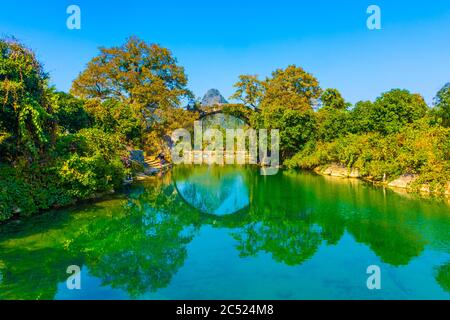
[0,165,449,299]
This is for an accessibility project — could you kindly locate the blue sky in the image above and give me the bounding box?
[1,0,450,105]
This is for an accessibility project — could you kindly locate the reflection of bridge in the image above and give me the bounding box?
[172,166,252,217]
[173,180,251,222]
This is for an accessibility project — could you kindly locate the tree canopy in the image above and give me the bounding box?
[433,83,450,127]
[231,65,322,112]
[0,39,56,160]
[320,88,349,111]
[230,75,264,109]
[71,36,192,115]
[262,65,322,112]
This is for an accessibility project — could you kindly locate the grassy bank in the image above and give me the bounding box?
[285,119,450,194]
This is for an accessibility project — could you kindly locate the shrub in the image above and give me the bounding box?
[0,128,128,222]
[287,119,450,190]
[56,128,128,199]
[0,162,74,221]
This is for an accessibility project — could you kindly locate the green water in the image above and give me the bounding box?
[0,165,449,300]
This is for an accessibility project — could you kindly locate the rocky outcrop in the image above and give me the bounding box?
[320,164,360,178]
[388,175,450,195]
[201,89,228,107]
[316,164,449,197]
[387,174,417,189]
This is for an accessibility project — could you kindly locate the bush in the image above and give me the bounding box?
[56,128,128,199]
[54,92,90,133]
[58,153,125,199]
[350,90,428,135]
[287,119,450,191]
[0,162,74,220]
[0,128,128,222]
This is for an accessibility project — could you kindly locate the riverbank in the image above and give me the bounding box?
[313,163,450,198]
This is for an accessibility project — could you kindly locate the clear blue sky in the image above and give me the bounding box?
[1,0,450,105]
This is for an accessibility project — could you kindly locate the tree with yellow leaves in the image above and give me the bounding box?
[262,65,322,112]
[71,36,194,148]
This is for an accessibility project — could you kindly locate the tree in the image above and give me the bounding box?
[259,105,316,159]
[349,100,374,133]
[231,66,322,160]
[433,83,450,127]
[71,36,192,121]
[230,75,264,109]
[83,99,144,145]
[370,89,428,134]
[316,88,351,141]
[278,109,317,159]
[320,88,349,110]
[317,108,350,142]
[262,65,322,112]
[54,92,90,133]
[350,90,428,135]
[0,38,56,160]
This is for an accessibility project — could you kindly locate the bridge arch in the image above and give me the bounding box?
[197,104,257,124]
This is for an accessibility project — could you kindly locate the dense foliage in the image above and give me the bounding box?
[433,83,450,127]
[1,35,449,222]
[0,37,194,221]
[71,36,194,152]
[282,89,450,193]
[230,68,449,193]
[0,39,56,160]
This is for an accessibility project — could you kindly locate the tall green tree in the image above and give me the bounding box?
[0,39,56,160]
[433,83,450,127]
[320,88,349,110]
[370,89,428,134]
[54,92,90,134]
[316,88,351,141]
[231,65,322,160]
[350,90,428,135]
[349,100,374,133]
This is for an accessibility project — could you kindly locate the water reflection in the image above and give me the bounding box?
[174,166,250,215]
[0,166,448,299]
[435,262,450,293]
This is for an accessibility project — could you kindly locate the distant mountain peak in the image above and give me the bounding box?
[201,89,228,107]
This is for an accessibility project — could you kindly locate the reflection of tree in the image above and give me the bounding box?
[229,169,435,268]
[68,182,200,297]
[174,165,250,215]
[435,262,450,293]
[0,179,201,299]
[0,247,81,300]
[230,171,323,266]
[233,220,321,266]
[0,166,448,299]
[0,207,87,299]
[346,220,425,266]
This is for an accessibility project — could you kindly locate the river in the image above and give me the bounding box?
[0,165,449,299]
